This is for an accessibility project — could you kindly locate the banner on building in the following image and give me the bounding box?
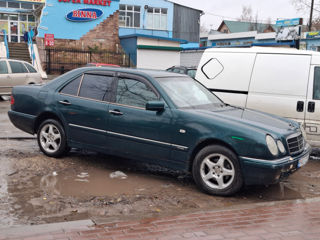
[306,31,320,39]
[275,26,301,41]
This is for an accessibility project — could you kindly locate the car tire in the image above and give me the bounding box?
[192,145,243,196]
[37,119,69,158]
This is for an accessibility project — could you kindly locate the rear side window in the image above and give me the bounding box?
[24,63,37,73]
[79,74,113,101]
[9,61,28,73]
[314,67,320,100]
[0,61,8,74]
[60,76,82,96]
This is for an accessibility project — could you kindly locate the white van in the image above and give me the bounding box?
[196,47,320,147]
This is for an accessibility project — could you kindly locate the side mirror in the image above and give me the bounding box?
[146,100,165,112]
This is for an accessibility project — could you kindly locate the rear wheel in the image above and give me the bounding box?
[37,119,69,157]
[192,145,243,196]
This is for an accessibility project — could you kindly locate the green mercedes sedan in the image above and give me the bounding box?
[8,67,311,196]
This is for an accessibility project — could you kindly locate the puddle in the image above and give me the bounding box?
[39,168,175,197]
[241,183,303,201]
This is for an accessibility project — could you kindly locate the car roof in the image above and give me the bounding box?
[83,67,187,78]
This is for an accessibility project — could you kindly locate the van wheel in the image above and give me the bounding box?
[192,145,243,196]
[37,119,68,158]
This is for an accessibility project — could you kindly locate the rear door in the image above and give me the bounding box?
[305,66,320,147]
[56,71,114,152]
[0,60,11,94]
[8,60,29,86]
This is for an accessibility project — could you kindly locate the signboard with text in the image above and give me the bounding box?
[45,34,54,46]
[276,18,303,27]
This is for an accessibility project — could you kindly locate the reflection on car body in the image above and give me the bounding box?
[8,67,311,196]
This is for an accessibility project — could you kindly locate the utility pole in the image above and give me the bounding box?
[309,0,315,31]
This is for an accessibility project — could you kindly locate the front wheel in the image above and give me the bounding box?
[37,119,68,158]
[192,145,243,196]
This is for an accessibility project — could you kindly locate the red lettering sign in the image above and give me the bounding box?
[72,10,97,19]
[44,34,54,47]
[58,0,111,6]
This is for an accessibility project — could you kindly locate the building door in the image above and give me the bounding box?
[9,21,19,42]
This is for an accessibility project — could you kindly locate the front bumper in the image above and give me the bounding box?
[240,144,311,186]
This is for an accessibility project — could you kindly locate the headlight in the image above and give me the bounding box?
[277,140,286,154]
[266,135,278,156]
[300,124,307,140]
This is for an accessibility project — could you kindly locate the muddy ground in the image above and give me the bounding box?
[1,100,320,228]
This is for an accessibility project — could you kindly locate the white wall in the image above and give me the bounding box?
[0,43,6,58]
[137,49,180,70]
[180,50,204,68]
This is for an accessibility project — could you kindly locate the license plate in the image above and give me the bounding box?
[298,154,309,168]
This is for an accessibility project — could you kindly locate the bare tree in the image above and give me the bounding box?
[239,5,253,22]
[291,0,320,29]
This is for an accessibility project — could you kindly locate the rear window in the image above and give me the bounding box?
[60,76,82,96]
[9,61,28,73]
[0,61,8,74]
[314,67,320,100]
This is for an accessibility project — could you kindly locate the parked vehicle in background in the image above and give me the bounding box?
[166,66,197,78]
[8,67,310,196]
[0,59,42,96]
[86,63,120,67]
[196,47,320,147]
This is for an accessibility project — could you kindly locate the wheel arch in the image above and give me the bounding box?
[188,138,239,172]
[34,112,63,133]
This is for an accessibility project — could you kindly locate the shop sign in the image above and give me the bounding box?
[306,31,320,39]
[276,18,302,27]
[19,0,45,3]
[59,0,112,7]
[66,8,103,22]
[45,34,54,46]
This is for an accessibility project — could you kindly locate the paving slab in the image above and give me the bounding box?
[1,197,320,240]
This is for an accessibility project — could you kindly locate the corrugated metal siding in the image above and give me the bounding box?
[173,4,201,43]
[180,50,204,67]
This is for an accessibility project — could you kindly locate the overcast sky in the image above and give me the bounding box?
[170,0,307,29]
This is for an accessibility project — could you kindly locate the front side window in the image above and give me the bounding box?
[119,4,140,28]
[116,78,158,108]
[314,67,320,100]
[9,61,28,73]
[79,74,113,101]
[147,7,167,30]
[157,77,222,109]
[0,61,8,74]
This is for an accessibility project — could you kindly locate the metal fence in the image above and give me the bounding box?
[44,48,133,74]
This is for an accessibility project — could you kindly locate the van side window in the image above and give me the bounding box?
[314,67,320,100]
[201,58,224,80]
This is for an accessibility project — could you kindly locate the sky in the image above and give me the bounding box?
[170,0,308,29]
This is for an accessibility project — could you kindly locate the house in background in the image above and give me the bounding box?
[217,20,277,34]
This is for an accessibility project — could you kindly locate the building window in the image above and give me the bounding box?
[21,3,33,10]
[7,1,19,8]
[119,4,140,28]
[0,1,6,8]
[147,7,167,30]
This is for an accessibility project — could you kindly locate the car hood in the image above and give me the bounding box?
[186,105,299,135]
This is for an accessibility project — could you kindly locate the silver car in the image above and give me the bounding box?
[0,59,42,96]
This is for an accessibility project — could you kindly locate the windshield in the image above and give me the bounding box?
[157,77,223,109]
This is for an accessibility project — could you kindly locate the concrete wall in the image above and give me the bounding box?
[0,42,6,58]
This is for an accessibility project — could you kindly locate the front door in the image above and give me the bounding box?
[305,66,320,147]
[9,21,18,43]
[107,74,173,162]
[56,72,114,152]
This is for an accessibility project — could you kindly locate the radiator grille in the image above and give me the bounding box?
[287,133,304,155]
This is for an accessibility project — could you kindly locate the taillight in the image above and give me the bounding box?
[10,95,15,105]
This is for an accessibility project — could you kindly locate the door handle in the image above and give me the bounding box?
[109,110,123,116]
[308,101,315,113]
[58,100,71,105]
[296,101,304,112]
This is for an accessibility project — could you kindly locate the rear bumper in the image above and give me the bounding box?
[8,110,36,135]
[240,144,311,186]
